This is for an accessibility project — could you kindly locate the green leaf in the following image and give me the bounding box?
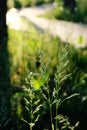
[51,99,58,106]
[59,73,72,84]
[34,115,40,123]
[42,93,48,100]
[59,93,80,106]
[25,106,30,112]
[24,98,30,104]
[21,118,30,126]
[33,104,42,114]
[31,79,41,90]
[78,35,83,44]
[34,99,40,105]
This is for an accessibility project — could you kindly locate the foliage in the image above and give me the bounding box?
[7,0,87,23]
[56,114,79,130]
[43,0,87,23]
[8,0,54,8]
[1,9,87,129]
[58,46,87,129]
[8,20,60,88]
[22,74,42,130]
[21,45,79,130]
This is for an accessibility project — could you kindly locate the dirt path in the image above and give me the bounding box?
[7,3,87,48]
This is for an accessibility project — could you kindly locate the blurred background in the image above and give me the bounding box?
[0,0,87,130]
[7,0,87,23]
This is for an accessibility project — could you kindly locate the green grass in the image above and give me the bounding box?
[21,44,79,130]
[1,15,87,129]
[8,0,54,9]
[42,4,87,23]
[8,20,61,87]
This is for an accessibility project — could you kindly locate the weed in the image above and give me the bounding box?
[22,44,79,130]
[22,72,42,130]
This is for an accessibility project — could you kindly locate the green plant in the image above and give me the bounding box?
[22,73,42,130]
[56,114,79,130]
[54,44,71,129]
[42,0,87,23]
[39,44,72,130]
[8,0,55,8]
[8,25,60,88]
[22,44,79,130]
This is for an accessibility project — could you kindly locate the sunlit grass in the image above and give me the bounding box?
[42,4,87,23]
[6,8,87,129]
[7,20,60,86]
[8,0,54,9]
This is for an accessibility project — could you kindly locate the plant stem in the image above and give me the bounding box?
[55,102,58,130]
[30,125,32,130]
[50,105,54,130]
[48,83,54,130]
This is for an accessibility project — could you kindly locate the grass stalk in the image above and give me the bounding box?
[49,104,54,130]
[55,102,58,130]
[30,125,32,130]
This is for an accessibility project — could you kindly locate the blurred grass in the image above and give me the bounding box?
[8,19,61,87]
[41,0,87,23]
[7,0,54,9]
[6,10,87,129]
[7,16,87,90]
[42,6,87,23]
[7,0,87,23]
